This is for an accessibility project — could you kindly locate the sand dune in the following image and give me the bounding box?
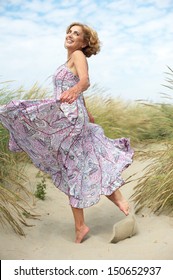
[0,159,173,260]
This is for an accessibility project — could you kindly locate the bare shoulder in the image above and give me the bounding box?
[72,50,87,61]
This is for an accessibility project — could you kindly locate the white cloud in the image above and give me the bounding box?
[0,0,173,102]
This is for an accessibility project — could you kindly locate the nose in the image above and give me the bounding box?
[67,32,73,39]
[66,34,72,42]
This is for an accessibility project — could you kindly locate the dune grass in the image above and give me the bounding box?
[0,82,48,235]
[86,90,173,143]
[131,144,173,215]
[131,67,173,215]
[0,142,37,235]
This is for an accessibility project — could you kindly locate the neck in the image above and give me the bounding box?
[67,50,73,59]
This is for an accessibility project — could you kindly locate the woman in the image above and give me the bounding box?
[0,22,134,243]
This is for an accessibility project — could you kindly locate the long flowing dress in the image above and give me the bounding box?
[0,63,134,208]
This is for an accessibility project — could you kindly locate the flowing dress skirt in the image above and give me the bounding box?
[0,64,134,208]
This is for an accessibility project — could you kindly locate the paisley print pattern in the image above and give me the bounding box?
[0,63,134,208]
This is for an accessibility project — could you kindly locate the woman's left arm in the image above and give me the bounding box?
[60,50,90,104]
[83,97,95,123]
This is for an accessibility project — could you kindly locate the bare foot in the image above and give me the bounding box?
[75,225,90,243]
[115,197,130,216]
[106,189,130,216]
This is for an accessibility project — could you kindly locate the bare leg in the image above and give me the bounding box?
[106,189,129,216]
[71,206,90,243]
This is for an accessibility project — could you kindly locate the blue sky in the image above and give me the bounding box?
[0,0,173,102]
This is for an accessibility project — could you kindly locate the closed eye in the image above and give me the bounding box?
[67,29,80,36]
[74,31,80,36]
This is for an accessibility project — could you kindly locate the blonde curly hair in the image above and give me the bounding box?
[66,22,101,57]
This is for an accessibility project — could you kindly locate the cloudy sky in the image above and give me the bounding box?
[0,0,173,102]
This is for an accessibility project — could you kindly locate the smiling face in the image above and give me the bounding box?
[65,25,87,53]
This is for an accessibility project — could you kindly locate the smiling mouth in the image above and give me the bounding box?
[66,39,74,44]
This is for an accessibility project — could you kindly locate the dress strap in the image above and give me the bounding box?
[65,57,72,65]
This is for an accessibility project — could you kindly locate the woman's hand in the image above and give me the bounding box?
[88,111,95,123]
[60,89,79,104]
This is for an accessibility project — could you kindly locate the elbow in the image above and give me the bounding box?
[79,77,90,92]
[85,78,90,90]
[86,79,90,89]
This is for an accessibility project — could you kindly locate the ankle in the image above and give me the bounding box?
[75,224,90,243]
[75,222,86,231]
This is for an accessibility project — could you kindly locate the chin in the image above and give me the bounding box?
[65,43,71,49]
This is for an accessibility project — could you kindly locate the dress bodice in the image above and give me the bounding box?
[53,63,79,100]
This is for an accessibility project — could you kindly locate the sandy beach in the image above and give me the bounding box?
[0,158,173,260]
